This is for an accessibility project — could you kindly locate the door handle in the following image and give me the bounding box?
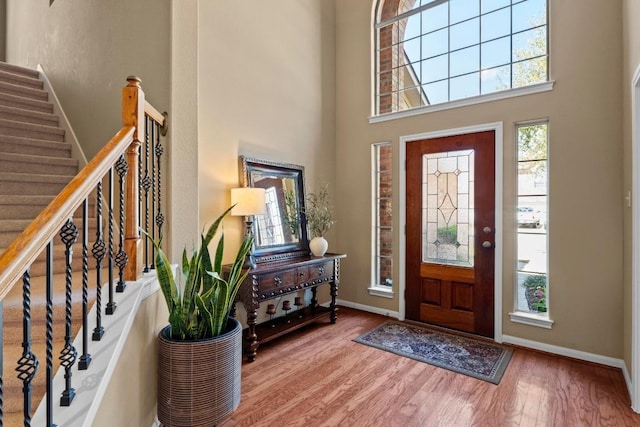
[482,241,493,248]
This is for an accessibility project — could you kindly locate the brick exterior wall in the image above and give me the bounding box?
[376,0,418,114]
[377,144,393,284]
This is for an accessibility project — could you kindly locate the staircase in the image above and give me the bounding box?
[0,62,96,426]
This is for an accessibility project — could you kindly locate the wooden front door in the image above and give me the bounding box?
[405,131,495,338]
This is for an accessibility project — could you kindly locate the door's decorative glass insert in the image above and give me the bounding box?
[422,149,474,267]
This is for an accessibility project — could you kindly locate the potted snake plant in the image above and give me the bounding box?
[144,205,252,427]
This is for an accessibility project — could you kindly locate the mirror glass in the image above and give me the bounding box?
[239,156,309,262]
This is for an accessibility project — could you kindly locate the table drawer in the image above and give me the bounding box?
[297,266,309,283]
[308,261,334,282]
[257,269,297,299]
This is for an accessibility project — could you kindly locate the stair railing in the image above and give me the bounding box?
[0,76,167,426]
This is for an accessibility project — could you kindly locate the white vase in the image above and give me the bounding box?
[309,236,328,257]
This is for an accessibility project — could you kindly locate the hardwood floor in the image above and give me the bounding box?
[220,307,640,427]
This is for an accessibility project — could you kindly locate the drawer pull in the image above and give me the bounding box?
[274,277,282,286]
[318,266,325,275]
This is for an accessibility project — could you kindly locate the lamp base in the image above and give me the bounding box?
[243,216,256,269]
[242,252,256,270]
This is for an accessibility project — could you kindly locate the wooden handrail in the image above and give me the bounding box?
[0,126,135,302]
[144,100,165,125]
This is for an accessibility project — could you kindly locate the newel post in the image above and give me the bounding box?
[122,76,144,281]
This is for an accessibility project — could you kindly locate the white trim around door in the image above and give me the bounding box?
[399,122,504,342]
[631,64,640,413]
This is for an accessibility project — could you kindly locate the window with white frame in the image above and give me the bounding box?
[374,0,548,115]
[516,122,548,314]
[371,143,393,293]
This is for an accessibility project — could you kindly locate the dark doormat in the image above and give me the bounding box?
[353,321,512,384]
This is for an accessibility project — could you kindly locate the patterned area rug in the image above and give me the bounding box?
[353,321,513,384]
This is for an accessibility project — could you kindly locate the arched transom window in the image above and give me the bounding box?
[374,0,548,115]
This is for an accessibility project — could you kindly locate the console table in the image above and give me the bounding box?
[233,253,346,362]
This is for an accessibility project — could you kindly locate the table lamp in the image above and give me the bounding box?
[231,187,266,268]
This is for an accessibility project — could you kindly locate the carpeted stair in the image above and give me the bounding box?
[0,61,98,426]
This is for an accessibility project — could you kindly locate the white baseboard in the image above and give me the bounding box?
[502,334,627,370]
[336,299,399,319]
[503,335,632,406]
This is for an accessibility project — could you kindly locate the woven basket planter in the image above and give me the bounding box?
[157,318,242,427]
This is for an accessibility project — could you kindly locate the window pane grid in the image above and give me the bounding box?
[375,0,548,114]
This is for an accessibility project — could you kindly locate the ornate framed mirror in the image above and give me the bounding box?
[239,156,309,263]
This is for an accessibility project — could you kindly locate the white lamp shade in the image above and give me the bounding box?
[231,187,266,216]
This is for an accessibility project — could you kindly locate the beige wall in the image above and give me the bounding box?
[168,0,200,260]
[336,0,624,357]
[5,0,170,160]
[623,0,640,373]
[197,0,336,232]
[195,0,336,320]
[92,290,169,427]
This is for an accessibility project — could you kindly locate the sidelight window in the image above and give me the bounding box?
[515,122,548,316]
[371,142,393,296]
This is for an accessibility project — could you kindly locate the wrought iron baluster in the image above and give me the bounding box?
[79,199,91,369]
[150,121,157,264]
[45,241,55,426]
[142,116,152,272]
[155,120,165,250]
[137,119,144,271]
[115,155,128,292]
[106,169,116,315]
[59,219,78,406]
[16,268,39,426]
[93,182,107,335]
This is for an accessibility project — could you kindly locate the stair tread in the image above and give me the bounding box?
[0,68,44,90]
[0,61,40,78]
[0,171,74,182]
[0,152,77,165]
[0,133,70,149]
[0,217,98,231]
[0,117,64,135]
[0,194,57,203]
[0,103,58,124]
[0,91,53,113]
[0,80,48,101]
[4,271,101,307]
[0,196,95,207]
